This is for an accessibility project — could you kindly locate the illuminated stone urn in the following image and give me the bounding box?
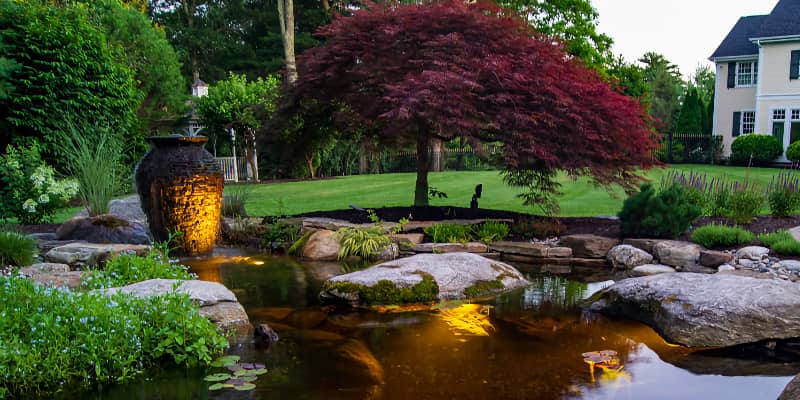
[135,136,223,256]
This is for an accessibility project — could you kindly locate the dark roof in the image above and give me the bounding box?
[711,0,800,60]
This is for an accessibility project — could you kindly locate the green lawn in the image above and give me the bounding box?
[234,164,788,218]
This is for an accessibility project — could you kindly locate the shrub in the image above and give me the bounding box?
[424,223,473,243]
[337,226,392,260]
[706,179,733,218]
[729,184,764,224]
[690,224,754,248]
[654,140,684,163]
[473,221,509,244]
[261,220,301,250]
[0,230,36,267]
[618,183,702,238]
[58,124,124,216]
[81,250,195,289]
[758,230,800,256]
[0,143,79,224]
[730,134,783,166]
[0,276,228,397]
[787,141,800,162]
[767,171,800,217]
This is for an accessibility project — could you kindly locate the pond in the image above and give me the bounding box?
[81,249,796,400]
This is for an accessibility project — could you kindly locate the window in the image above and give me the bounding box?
[741,111,755,135]
[793,109,800,121]
[736,61,758,86]
[773,109,786,140]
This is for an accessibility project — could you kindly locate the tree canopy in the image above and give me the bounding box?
[0,0,139,154]
[272,0,658,208]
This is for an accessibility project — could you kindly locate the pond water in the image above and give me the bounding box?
[82,249,796,400]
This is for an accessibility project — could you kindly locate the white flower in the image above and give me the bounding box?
[22,199,37,213]
[38,194,49,204]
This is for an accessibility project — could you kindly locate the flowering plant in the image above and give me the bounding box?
[0,143,78,224]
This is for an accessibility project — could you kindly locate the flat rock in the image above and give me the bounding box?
[321,253,529,304]
[302,230,340,261]
[302,218,398,233]
[607,245,653,269]
[56,215,151,245]
[622,238,663,254]
[412,242,488,254]
[735,246,770,260]
[699,250,734,267]
[781,260,800,272]
[18,262,70,276]
[588,273,800,347]
[631,264,676,276]
[101,279,238,306]
[652,240,703,270]
[28,271,84,289]
[389,233,425,246]
[44,242,150,268]
[489,242,572,258]
[73,195,147,226]
[560,234,619,258]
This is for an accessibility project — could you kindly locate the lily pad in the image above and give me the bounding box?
[233,369,249,377]
[208,383,235,390]
[234,383,257,391]
[204,373,232,382]
[241,376,258,382]
[245,368,268,376]
[225,378,246,385]
[240,362,255,369]
[227,364,243,372]
[211,355,240,367]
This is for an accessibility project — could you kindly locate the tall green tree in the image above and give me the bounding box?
[607,55,649,102]
[639,52,684,133]
[674,87,703,134]
[0,0,139,156]
[84,0,186,135]
[497,0,613,72]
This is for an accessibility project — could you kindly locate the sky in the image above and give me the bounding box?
[591,0,780,78]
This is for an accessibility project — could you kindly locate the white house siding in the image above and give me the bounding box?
[714,62,757,155]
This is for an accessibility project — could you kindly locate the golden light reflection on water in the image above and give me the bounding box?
[438,304,495,337]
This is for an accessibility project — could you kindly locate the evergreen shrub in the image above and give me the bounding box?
[618,183,702,238]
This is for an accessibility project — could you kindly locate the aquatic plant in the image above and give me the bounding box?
[205,355,267,392]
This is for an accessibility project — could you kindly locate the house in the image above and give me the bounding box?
[710,0,800,161]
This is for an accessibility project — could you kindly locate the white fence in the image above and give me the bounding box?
[215,155,258,182]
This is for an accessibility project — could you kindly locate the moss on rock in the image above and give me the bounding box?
[323,273,439,305]
[463,279,505,297]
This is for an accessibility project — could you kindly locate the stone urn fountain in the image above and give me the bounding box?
[135,136,224,256]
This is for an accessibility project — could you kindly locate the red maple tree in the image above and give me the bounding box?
[272,0,659,208]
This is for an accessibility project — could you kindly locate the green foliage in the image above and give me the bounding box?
[58,124,124,216]
[758,231,800,256]
[787,141,800,162]
[222,184,253,218]
[618,183,702,238]
[472,221,509,244]
[288,230,313,256]
[769,189,800,218]
[261,220,301,250]
[0,143,79,224]
[730,134,783,166]
[654,139,685,163]
[0,230,36,267]
[424,223,473,243]
[0,276,228,397]
[690,224,754,249]
[337,226,392,261]
[463,279,505,297]
[323,273,440,305]
[639,52,684,134]
[81,250,196,289]
[729,186,764,224]
[0,0,138,154]
[674,87,704,134]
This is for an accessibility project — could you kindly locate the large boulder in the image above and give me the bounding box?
[606,245,653,269]
[735,246,770,260]
[73,195,148,226]
[320,253,529,305]
[560,234,619,258]
[588,273,800,347]
[780,374,800,400]
[302,230,340,261]
[652,240,703,270]
[56,214,151,245]
[699,250,734,268]
[44,242,150,268]
[100,279,251,333]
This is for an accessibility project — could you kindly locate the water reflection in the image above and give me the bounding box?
[79,255,796,400]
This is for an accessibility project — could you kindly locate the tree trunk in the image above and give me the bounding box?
[305,153,316,179]
[414,133,430,207]
[359,141,368,174]
[321,0,330,11]
[277,0,298,84]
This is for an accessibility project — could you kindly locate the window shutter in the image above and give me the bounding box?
[727,62,736,88]
[732,112,741,137]
[791,50,800,80]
